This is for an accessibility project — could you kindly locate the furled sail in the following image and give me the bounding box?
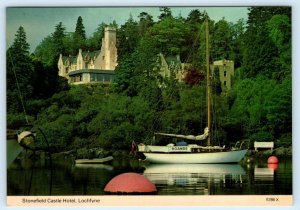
[155,127,209,141]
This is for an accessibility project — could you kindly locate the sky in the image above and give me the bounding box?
[6,7,249,52]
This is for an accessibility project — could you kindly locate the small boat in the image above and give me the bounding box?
[137,20,248,164]
[75,156,114,164]
[74,163,113,170]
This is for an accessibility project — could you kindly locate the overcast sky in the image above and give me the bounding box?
[6,7,249,52]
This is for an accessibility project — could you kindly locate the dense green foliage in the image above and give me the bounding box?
[7,7,292,152]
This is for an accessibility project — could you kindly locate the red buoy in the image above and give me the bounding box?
[268,156,279,164]
[268,163,279,171]
[104,172,157,194]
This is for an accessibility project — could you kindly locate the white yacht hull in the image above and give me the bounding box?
[143,149,248,164]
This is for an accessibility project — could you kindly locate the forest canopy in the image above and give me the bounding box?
[7,7,292,152]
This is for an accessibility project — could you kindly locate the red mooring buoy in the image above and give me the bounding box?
[268,163,279,171]
[104,172,157,194]
[268,156,279,164]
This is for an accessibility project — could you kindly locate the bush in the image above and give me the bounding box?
[7,113,34,128]
[275,133,292,147]
[35,114,75,148]
[249,131,273,144]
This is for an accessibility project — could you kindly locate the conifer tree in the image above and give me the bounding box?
[75,16,86,40]
[7,26,33,112]
[158,7,172,20]
[52,22,66,58]
[74,16,86,51]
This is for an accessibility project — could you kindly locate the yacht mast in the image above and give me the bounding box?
[206,19,211,146]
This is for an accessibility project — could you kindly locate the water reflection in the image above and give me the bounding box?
[7,159,115,195]
[7,158,292,195]
[254,166,275,182]
[143,164,245,195]
[75,163,113,170]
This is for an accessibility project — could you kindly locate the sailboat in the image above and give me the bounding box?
[137,20,248,164]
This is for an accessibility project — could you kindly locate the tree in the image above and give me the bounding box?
[265,76,292,136]
[10,26,30,55]
[117,14,139,60]
[75,16,86,40]
[114,36,159,97]
[158,7,172,21]
[160,84,207,136]
[150,17,187,56]
[34,36,56,67]
[86,22,107,51]
[114,53,139,97]
[74,16,86,51]
[267,14,291,79]
[7,26,33,113]
[229,19,245,68]
[227,75,291,140]
[186,9,205,24]
[211,18,232,61]
[183,69,205,86]
[181,10,205,63]
[138,12,154,36]
[241,7,291,79]
[87,94,156,149]
[52,22,66,62]
[114,30,160,97]
[194,19,214,69]
[30,58,65,99]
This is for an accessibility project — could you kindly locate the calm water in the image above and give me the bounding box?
[7,156,292,195]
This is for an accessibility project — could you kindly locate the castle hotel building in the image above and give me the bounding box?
[58,27,117,85]
[58,26,234,91]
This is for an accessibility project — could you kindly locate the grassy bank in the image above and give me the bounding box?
[241,146,292,164]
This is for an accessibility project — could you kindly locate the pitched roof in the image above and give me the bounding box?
[62,56,77,65]
[82,50,101,60]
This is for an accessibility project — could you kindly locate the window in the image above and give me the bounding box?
[224,81,227,86]
[90,73,114,83]
[70,74,82,82]
[224,71,227,77]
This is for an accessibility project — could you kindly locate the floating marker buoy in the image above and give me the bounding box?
[268,163,279,171]
[267,156,279,164]
[104,172,157,194]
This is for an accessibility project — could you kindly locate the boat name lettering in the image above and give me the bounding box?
[171,146,187,151]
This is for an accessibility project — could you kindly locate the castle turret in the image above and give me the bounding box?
[77,49,84,69]
[104,27,117,70]
[213,59,234,91]
[58,54,64,77]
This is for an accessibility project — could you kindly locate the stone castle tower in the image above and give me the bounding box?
[212,60,234,91]
[95,26,118,70]
[104,27,117,70]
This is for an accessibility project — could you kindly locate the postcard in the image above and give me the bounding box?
[6,5,293,207]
